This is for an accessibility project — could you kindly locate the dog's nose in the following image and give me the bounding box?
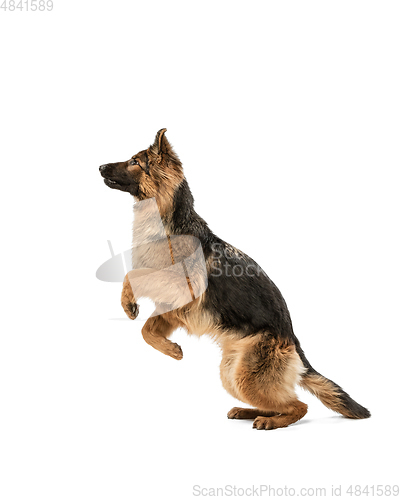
[99,164,108,172]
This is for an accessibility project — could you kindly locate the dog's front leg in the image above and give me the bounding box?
[142,315,183,360]
[121,273,139,320]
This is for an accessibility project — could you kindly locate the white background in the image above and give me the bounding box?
[1,1,400,499]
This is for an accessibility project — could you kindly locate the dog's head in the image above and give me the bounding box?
[99,129,184,207]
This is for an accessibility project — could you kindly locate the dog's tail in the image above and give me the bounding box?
[295,342,371,419]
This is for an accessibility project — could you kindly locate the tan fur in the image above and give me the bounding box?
[127,268,194,315]
[139,295,217,360]
[128,142,184,219]
[119,129,311,430]
[227,407,279,419]
[142,314,183,360]
[101,129,371,429]
[143,149,184,218]
[121,273,138,320]
[219,334,308,429]
[124,218,309,430]
[299,373,356,417]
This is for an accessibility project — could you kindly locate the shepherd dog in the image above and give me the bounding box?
[99,128,370,430]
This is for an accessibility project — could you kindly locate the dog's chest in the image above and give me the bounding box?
[131,200,172,270]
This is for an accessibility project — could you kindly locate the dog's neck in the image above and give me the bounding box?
[162,178,196,234]
[133,197,167,245]
[133,177,211,241]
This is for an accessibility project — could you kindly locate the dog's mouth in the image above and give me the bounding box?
[100,166,139,195]
[104,178,119,186]
[103,177,130,191]
[102,176,140,196]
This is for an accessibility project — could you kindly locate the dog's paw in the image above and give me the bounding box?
[253,416,275,430]
[167,342,183,361]
[125,302,139,320]
[227,407,247,419]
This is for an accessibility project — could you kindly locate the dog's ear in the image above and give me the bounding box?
[148,128,180,165]
[153,128,167,154]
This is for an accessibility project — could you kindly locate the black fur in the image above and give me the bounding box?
[168,179,370,419]
[100,134,370,420]
[168,179,295,341]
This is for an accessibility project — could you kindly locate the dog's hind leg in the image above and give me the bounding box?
[251,400,308,430]
[221,333,308,430]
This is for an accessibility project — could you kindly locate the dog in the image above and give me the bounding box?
[99,128,370,430]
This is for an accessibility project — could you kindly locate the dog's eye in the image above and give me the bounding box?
[129,160,138,166]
